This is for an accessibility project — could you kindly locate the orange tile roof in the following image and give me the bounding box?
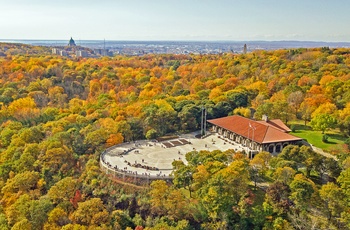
[256,119,292,132]
[207,115,302,144]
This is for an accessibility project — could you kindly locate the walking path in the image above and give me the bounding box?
[309,144,337,160]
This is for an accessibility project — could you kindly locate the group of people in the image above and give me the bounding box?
[115,147,136,157]
[123,160,159,171]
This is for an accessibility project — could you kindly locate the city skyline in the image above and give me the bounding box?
[1,0,349,42]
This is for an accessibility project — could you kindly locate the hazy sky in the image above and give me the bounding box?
[1,0,349,41]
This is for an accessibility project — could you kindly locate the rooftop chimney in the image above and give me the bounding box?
[262,114,269,122]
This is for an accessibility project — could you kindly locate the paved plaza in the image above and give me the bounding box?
[103,132,246,177]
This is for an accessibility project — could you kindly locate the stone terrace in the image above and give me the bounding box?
[102,132,246,178]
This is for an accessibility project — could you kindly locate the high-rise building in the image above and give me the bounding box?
[52,48,60,55]
[76,50,88,57]
[94,48,110,56]
[243,44,247,54]
[60,50,68,56]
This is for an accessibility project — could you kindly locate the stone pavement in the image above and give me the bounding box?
[103,132,246,177]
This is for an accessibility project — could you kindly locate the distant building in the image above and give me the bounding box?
[59,50,68,57]
[208,115,302,155]
[52,48,67,57]
[94,48,113,56]
[52,48,60,55]
[243,44,247,54]
[68,37,76,46]
[94,49,103,55]
[76,50,88,57]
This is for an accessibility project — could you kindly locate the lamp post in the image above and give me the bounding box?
[249,122,256,159]
[200,106,207,138]
[251,125,256,159]
[204,107,207,136]
[201,106,203,137]
[247,125,250,155]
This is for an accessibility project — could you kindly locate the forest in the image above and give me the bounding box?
[0,43,349,229]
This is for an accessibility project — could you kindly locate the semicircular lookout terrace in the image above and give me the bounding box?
[100,132,247,186]
[100,115,303,185]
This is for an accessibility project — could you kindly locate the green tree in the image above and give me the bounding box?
[198,160,249,222]
[164,189,189,221]
[254,102,273,120]
[48,177,78,204]
[44,207,70,230]
[310,113,337,134]
[337,168,350,202]
[249,151,272,187]
[0,121,23,147]
[83,129,109,152]
[149,180,169,216]
[300,146,323,177]
[11,219,32,230]
[289,174,316,211]
[145,128,157,140]
[227,91,248,109]
[272,100,293,124]
[143,101,177,136]
[178,104,200,132]
[27,198,53,229]
[279,145,306,169]
[0,213,9,230]
[116,120,133,141]
[61,223,88,230]
[172,160,194,197]
[71,198,108,226]
[273,217,293,230]
[1,171,40,195]
[319,182,346,222]
[273,167,296,184]
[40,147,74,176]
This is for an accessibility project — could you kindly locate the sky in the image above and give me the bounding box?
[0,0,349,42]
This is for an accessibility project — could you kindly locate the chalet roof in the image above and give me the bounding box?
[207,115,302,144]
[256,119,292,132]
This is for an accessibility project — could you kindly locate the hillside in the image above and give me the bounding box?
[0,44,349,229]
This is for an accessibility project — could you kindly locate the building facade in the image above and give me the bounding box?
[208,115,302,155]
[76,50,88,57]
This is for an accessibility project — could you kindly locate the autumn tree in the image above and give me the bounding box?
[7,97,40,123]
[265,181,291,215]
[149,180,170,216]
[319,182,346,223]
[48,177,78,204]
[338,102,350,135]
[71,198,109,227]
[289,174,316,211]
[287,91,304,117]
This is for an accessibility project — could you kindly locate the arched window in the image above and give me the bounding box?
[276,144,281,153]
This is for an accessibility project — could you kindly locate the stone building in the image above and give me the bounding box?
[68,37,76,46]
[208,115,302,155]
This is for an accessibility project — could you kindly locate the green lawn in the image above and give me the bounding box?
[290,121,347,151]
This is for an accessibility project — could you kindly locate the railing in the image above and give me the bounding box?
[100,147,173,185]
